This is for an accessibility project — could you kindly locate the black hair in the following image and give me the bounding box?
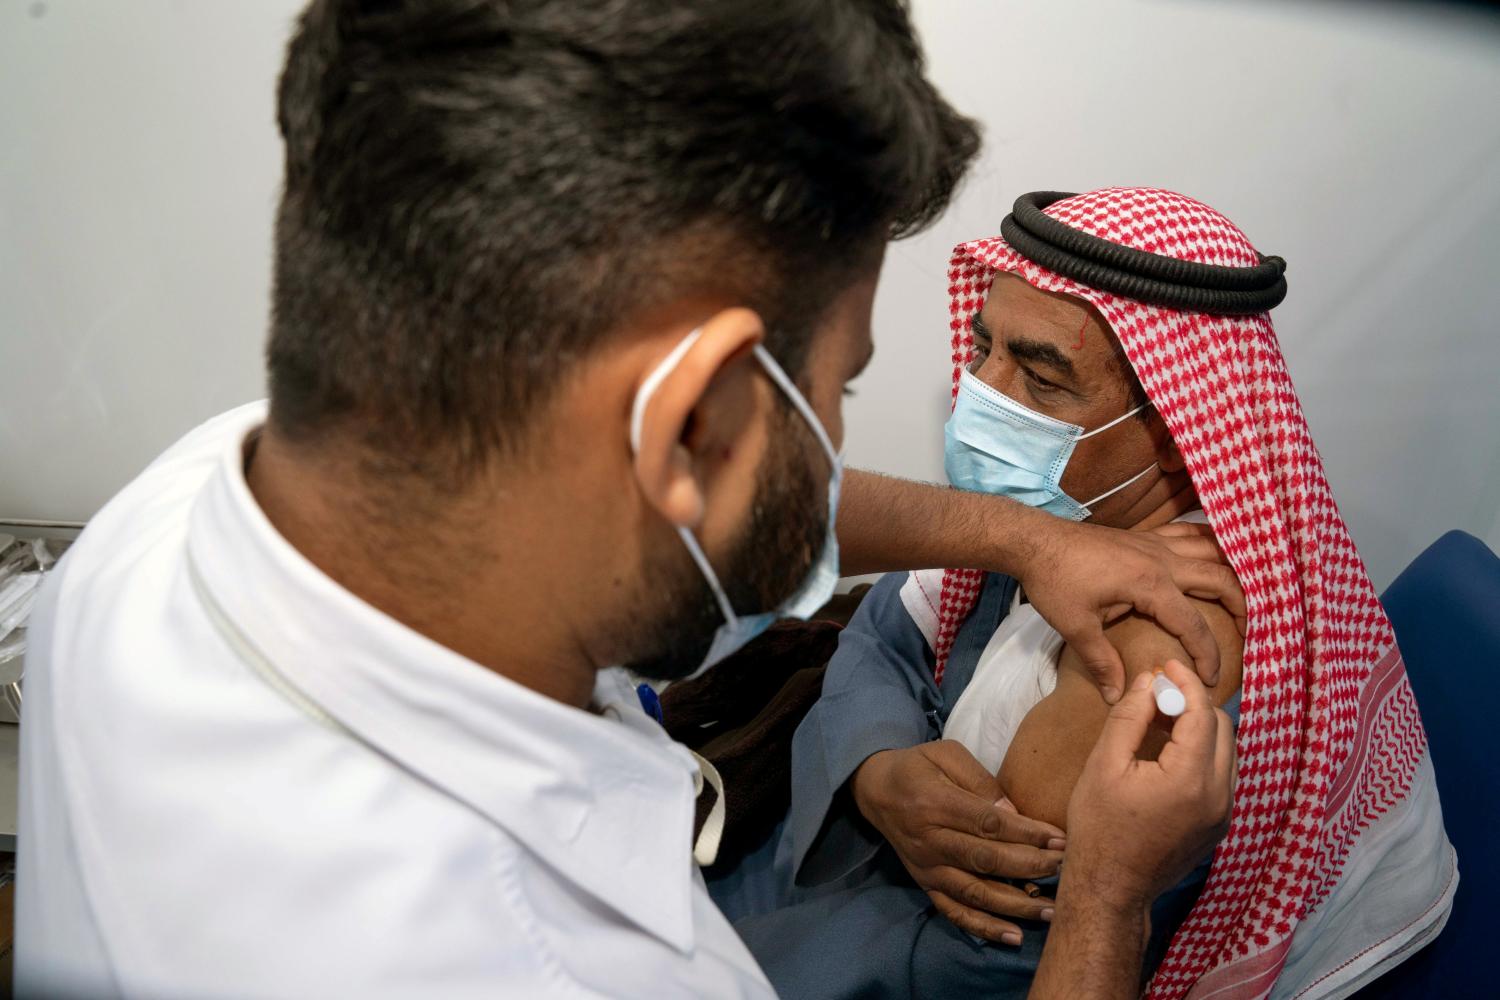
[267,0,980,485]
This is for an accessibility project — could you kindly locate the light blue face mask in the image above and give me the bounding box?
[630,328,843,675]
[944,367,1154,521]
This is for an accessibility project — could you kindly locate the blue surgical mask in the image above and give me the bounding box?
[944,367,1154,521]
[630,328,843,675]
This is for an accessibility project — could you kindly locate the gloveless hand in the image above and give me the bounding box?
[1061,659,1237,912]
[1016,516,1246,703]
[851,739,1065,944]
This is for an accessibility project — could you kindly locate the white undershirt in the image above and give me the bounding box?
[945,509,1209,774]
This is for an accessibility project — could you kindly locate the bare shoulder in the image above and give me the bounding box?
[997,597,1245,829]
[1062,595,1244,706]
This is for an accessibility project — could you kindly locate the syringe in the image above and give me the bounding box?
[1152,671,1187,717]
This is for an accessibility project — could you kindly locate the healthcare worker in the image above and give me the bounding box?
[17,1,1237,997]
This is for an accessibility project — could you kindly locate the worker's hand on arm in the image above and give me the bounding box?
[1030,660,1236,1000]
[836,471,1245,703]
[850,739,1066,944]
[1013,516,1245,704]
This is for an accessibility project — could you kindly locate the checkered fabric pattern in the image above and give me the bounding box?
[938,189,1427,998]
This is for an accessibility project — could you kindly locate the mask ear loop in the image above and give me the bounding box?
[674,528,739,628]
[1076,400,1153,440]
[629,328,703,454]
[628,328,741,629]
[678,345,841,626]
[629,333,841,632]
[1081,462,1158,508]
[751,345,839,467]
[1074,400,1158,509]
[1080,398,1158,509]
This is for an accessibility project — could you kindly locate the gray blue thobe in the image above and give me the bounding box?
[708,570,1221,999]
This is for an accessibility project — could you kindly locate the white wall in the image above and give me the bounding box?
[1,1,294,522]
[4,0,1499,588]
[851,0,1500,588]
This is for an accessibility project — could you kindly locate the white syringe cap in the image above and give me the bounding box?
[1152,672,1187,717]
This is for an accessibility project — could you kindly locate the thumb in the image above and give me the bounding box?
[932,740,1003,800]
[1063,621,1127,704]
[1092,671,1157,765]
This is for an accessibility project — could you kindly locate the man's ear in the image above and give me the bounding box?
[631,307,765,530]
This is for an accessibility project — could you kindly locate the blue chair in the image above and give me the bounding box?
[1352,530,1499,998]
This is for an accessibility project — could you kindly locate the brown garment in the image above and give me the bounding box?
[659,617,847,864]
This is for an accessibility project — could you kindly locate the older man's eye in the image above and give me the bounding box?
[1023,368,1060,392]
[968,318,993,367]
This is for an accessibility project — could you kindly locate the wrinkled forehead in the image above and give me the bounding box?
[946,246,1152,410]
[981,270,1148,395]
[977,270,1125,351]
[947,252,1129,374]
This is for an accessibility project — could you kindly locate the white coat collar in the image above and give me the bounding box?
[184,403,701,954]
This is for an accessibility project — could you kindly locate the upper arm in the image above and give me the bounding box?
[996,597,1243,830]
[1080,596,1244,709]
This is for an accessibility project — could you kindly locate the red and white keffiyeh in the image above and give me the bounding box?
[933,189,1451,998]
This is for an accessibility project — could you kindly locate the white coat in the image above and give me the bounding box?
[17,401,775,999]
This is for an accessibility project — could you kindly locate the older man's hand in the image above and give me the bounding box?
[850,740,1065,944]
[1015,517,1245,704]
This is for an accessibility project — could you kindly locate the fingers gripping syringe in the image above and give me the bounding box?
[1152,671,1187,717]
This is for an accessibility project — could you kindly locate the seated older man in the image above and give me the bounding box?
[937,268,1242,833]
[717,188,1454,1000]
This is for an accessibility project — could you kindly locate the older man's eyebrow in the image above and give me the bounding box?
[1006,336,1077,381]
[970,314,993,342]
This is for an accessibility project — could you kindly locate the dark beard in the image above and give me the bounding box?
[623,411,829,683]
